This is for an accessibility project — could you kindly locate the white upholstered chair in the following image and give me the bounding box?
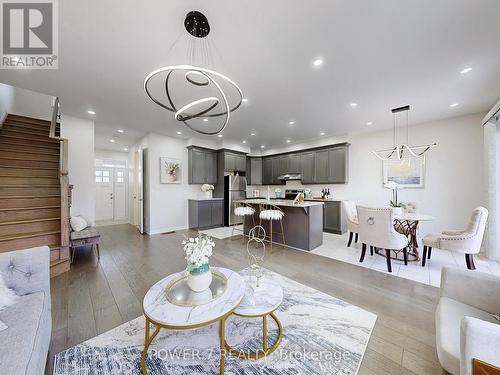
[232,201,255,241]
[422,207,488,270]
[357,206,409,272]
[342,200,359,247]
[259,203,285,250]
[436,267,500,375]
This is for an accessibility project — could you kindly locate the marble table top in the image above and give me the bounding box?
[234,275,283,317]
[143,267,245,327]
[237,198,323,208]
[394,213,434,222]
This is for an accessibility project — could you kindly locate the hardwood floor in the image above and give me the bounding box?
[47,224,446,375]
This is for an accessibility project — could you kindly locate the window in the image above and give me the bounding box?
[95,176,102,183]
[117,177,124,183]
[95,170,102,176]
[103,170,110,177]
[103,177,110,183]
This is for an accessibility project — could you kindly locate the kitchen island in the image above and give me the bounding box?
[236,199,324,251]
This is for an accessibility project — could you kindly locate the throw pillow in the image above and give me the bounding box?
[0,274,18,311]
[71,216,88,232]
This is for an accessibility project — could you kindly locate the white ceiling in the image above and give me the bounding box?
[1,0,500,152]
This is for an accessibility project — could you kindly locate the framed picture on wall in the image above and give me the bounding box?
[383,156,425,188]
[160,157,181,184]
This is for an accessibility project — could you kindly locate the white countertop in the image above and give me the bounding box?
[237,198,323,207]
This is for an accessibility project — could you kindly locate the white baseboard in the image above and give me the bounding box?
[148,225,188,235]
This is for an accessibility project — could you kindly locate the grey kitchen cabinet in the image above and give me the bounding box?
[289,153,301,173]
[300,152,315,183]
[188,147,218,184]
[188,199,223,229]
[271,157,281,184]
[247,157,262,185]
[223,151,246,172]
[314,150,330,183]
[279,155,290,176]
[263,158,273,185]
[323,201,346,234]
[328,147,348,183]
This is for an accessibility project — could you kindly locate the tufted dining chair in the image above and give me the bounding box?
[342,200,359,247]
[259,203,285,250]
[357,206,409,272]
[232,201,256,242]
[422,206,488,270]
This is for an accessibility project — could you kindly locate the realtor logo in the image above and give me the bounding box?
[1,0,58,69]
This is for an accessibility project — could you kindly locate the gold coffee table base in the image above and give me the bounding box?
[225,311,283,360]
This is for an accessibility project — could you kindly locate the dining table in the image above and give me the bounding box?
[391,212,434,261]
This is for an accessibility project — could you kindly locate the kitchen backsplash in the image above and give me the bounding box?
[247,180,347,199]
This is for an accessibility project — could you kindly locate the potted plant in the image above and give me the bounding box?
[165,161,179,182]
[201,184,215,199]
[183,233,214,292]
[385,181,404,215]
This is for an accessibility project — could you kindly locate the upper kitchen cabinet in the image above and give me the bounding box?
[300,152,315,183]
[222,150,247,172]
[313,150,329,183]
[289,153,301,173]
[247,157,262,185]
[187,146,218,184]
[328,146,348,183]
[262,157,273,185]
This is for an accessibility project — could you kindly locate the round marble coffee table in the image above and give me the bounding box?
[225,277,284,359]
[141,267,245,375]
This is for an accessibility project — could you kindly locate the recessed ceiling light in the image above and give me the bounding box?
[242,98,248,103]
[286,139,291,143]
[176,131,182,135]
[366,121,373,126]
[313,58,323,67]
[288,121,295,125]
[217,134,223,138]
[203,118,209,122]
[260,145,265,149]
[460,67,472,74]
[242,140,247,144]
[87,110,96,115]
[250,132,256,136]
[109,139,115,143]
[450,103,459,107]
[123,147,128,151]
[350,103,358,107]
[117,129,124,133]
[320,132,325,136]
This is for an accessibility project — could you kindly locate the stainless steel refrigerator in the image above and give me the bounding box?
[224,175,247,226]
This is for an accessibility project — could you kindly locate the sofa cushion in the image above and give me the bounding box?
[0,291,51,375]
[436,297,499,375]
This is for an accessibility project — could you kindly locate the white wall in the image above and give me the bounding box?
[0,83,14,123]
[249,113,485,238]
[61,115,96,225]
[95,149,129,164]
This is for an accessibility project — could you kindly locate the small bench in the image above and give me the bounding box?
[70,227,101,263]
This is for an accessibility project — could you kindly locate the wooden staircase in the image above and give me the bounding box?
[0,112,71,277]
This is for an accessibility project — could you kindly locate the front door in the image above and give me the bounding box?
[113,168,127,221]
[95,167,114,221]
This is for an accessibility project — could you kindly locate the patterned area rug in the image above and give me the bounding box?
[54,268,377,374]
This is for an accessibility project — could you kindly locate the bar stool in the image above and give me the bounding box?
[259,203,285,250]
[232,202,256,242]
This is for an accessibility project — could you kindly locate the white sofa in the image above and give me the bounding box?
[436,267,500,375]
[0,246,51,375]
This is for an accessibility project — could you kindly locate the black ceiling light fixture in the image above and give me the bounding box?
[143,11,243,136]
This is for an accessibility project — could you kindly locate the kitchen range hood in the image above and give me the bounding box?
[277,173,302,181]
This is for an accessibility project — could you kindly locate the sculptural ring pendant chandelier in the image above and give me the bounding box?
[143,12,243,136]
[372,105,437,160]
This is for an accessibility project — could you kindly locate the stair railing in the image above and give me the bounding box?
[49,97,72,264]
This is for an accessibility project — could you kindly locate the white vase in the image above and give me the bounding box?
[187,268,213,292]
[167,173,176,182]
[391,207,403,215]
[205,191,213,199]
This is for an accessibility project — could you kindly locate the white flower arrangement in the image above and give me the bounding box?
[201,184,215,192]
[182,233,214,272]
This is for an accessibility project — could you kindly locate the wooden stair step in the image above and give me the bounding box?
[0,134,60,147]
[6,114,51,126]
[0,148,60,159]
[0,206,60,222]
[0,217,60,237]
[0,128,51,139]
[50,258,70,278]
[0,156,59,168]
[0,168,59,177]
[0,195,61,208]
[0,176,60,185]
[0,217,61,225]
[0,230,61,252]
[2,122,50,135]
[0,142,60,154]
[0,185,60,196]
